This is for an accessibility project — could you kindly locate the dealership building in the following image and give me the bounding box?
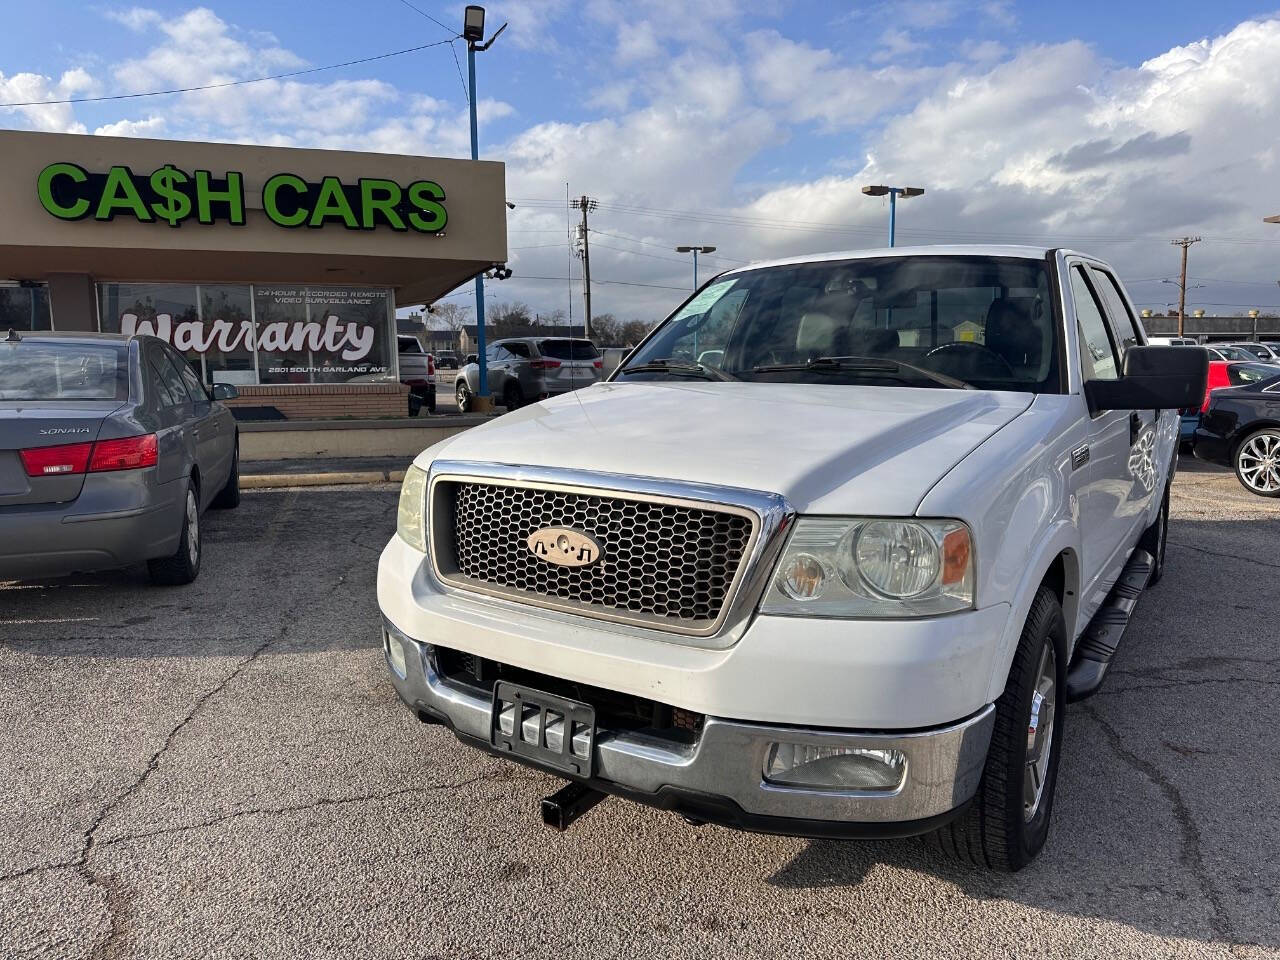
[0,129,506,418]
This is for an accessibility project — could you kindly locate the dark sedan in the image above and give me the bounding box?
[1194,367,1280,497]
[1,330,240,583]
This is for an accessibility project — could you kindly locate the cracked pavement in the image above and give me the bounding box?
[1,459,1278,959]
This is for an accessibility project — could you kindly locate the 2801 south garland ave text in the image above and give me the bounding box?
[34,162,448,233]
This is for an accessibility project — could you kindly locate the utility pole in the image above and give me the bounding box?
[571,195,597,340]
[1170,236,1201,338]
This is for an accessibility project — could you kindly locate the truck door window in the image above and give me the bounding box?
[1088,267,1141,357]
[1071,267,1120,381]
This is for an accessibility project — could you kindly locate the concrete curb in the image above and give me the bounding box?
[242,469,407,489]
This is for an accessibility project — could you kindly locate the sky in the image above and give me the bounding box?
[4,0,1280,325]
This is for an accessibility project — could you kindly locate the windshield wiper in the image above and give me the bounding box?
[750,355,972,390]
[620,359,739,382]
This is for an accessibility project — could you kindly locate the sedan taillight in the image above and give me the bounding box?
[19,442,93,477]
[89,434,158,472]
[19,434,157,478]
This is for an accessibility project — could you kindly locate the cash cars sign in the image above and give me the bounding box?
[35,162,448,234]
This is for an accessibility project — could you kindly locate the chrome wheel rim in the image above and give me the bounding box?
[1238,433,1280,493]
[456,384,468,408]
[1024,640,1057,823]
[186,490,200,566]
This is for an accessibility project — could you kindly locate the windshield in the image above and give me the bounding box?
[618,255,1060,392]
[1216,346,1254,361]
[538,339,599,360]
[0,342,128,400]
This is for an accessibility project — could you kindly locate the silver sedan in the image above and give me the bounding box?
[0,330,240,584]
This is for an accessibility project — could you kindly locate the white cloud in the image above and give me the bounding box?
[0,68,93,134]
[104,6,162,31]
[616,21,660,64]
[93,116,166,137]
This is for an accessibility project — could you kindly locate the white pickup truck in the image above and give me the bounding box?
[378,246,1206,871]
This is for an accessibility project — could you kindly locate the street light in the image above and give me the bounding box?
[862,185,924,247]
[675,245,717,289]
[462,5,507,408]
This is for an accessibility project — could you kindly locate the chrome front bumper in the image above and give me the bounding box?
[383,619,995,833]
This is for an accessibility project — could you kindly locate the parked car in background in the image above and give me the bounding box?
[1148,336,1199,346]
[1261,341,1280,358]
[1,331,239,584]
[1206,344,1261,362]
[454,337,603,412]
[1180,360,1278,447]
[435,351,460,370]
[382,246,1206,870]
[1225,342,1280,363]
[397,335,436,416]
[1194,365,1280,496]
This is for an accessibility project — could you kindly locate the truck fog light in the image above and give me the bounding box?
[777,553,828,600]
[384,629,407,679]
[764,743,906,792]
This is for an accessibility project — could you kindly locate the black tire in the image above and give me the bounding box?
[148,482,202,585]
[211,440,240,510]
[502,381,523,411]
[1233,427,1280,497]
[927,585,1066,871]
[425,389,437,414]
[455,381,472,413]
[407,393,423,417]
[1137,483,1168,586]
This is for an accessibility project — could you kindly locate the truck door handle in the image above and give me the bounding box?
[1129,411,1142,445]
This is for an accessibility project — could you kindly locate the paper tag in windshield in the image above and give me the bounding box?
[671,279,737,321]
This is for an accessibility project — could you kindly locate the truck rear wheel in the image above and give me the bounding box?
[927,585,1066,871]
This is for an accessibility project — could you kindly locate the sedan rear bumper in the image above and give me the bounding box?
[0,473,184,579]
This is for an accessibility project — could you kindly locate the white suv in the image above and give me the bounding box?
[379,246,1206,870]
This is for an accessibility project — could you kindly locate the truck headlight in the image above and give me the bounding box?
[761,518,973,618]
[396,464,429,553]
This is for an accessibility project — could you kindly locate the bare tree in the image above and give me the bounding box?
[428,300,471,332]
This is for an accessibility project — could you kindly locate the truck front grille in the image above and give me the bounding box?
[433,479,756,634]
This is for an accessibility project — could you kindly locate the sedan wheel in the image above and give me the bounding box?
[148,483,202,585]
[1235,429,1280,497]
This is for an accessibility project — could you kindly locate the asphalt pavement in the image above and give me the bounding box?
[2,459,1278,959]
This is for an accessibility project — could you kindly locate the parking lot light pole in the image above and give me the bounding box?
[675,245,716,289]
[463,5,506,406]
[861,185,924,247]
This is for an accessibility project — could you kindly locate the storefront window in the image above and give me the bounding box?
[96,282,395,386]
[0,284,52,331]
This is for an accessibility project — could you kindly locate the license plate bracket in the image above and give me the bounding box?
[490,681,596,778]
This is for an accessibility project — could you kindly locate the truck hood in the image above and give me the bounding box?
[433,382,1033,515]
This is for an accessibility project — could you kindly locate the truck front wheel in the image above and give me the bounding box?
[928,585,1066,871]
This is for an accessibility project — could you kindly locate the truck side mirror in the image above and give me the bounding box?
[1084,345,1208,413]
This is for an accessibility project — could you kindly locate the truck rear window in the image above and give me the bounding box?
[0,342,128,400]
[539,339,600,360]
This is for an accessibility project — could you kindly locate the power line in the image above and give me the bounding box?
[393,0,460,37]
[589,228,749,263]
[448,41,470,105]
[512,196,1280,247]
[0,40,454,107]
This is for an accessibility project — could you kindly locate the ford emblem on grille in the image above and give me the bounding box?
[527,527,603,567]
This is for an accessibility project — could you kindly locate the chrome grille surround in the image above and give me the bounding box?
[425,461,794,645]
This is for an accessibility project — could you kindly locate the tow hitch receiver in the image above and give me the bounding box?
[541,781,606,831]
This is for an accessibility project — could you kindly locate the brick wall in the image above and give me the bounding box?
[223,382,410,420]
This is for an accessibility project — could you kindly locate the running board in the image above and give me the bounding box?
[1065,549,1154,702]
